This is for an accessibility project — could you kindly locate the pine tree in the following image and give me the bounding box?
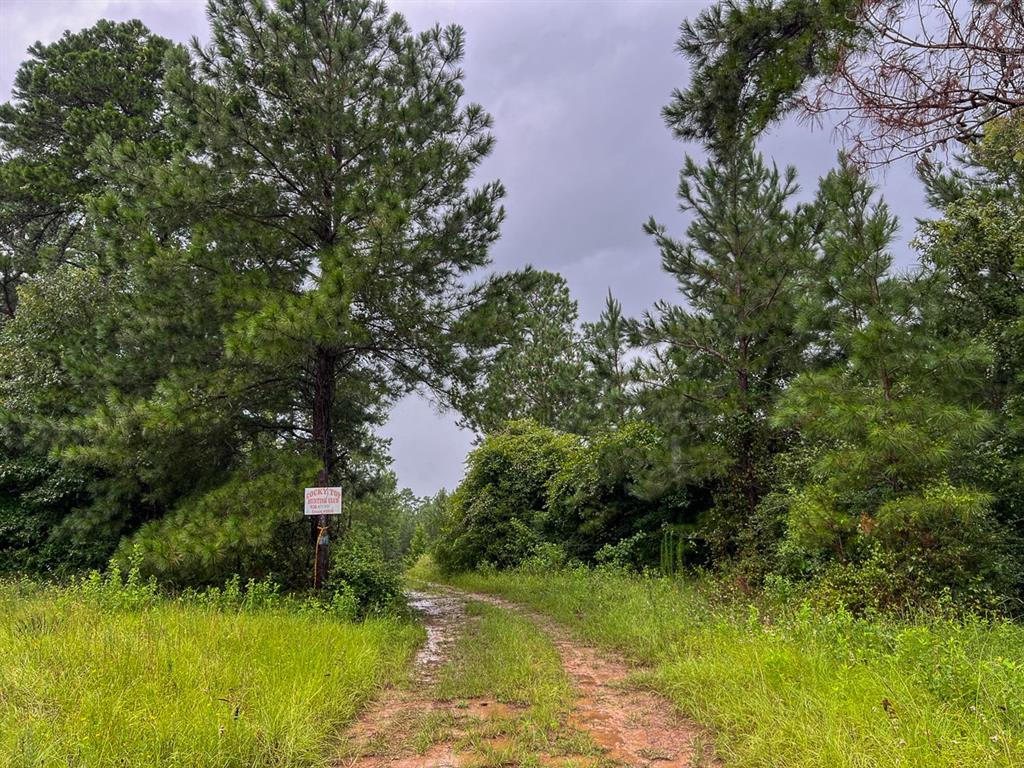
[773,161,1008,606]
[581,291,634,426]
[640,144,810,558]
[0,20,176,321]
[918,116,1024,563]
[1,0,510,574]
[107,0,506,487]
[457,271,588,434]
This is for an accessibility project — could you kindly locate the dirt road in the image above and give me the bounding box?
[336,586,715,768]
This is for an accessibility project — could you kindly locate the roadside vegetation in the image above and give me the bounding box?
[420,560,1024,768]
[0,570,419,768]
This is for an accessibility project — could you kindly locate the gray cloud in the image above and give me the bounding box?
[1,1,931,495]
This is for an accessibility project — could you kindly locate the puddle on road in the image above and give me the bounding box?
[406,590,465,680]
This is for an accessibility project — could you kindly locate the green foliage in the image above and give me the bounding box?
[407,489,450,563]
[345,473,419,566]
[0,0,521,582]
[544,420,690,564]
[328,532,405,617]
[919,117,1024,544]
[772,160,1013,606]
[665,1,862,152]
[436,420,695,573]
[640,143,810,560]
[435,421,579,572]
[115,450,319,589]
[0,452,91,575]
[457,271,590,434]
[0,19,176,320]
[580,291,635,427]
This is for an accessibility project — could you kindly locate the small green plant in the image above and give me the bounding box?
[69,547,159,611]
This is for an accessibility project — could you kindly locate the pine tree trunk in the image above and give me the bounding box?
[310,345,337,589]
[311,345,337,484]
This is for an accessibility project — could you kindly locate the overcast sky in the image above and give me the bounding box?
[1,0,931,496]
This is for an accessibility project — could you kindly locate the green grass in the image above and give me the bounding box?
[417,561,1024,768]
[0,581,420,768]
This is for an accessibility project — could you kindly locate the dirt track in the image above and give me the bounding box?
[336,586,715,768]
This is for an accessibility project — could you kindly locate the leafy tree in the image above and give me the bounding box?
[407,488,449,561]
[0,0,517,579]
[114,449,319,588]
[772,161,1010,607]
[0,454,91,576]
[345,472,419,564]
[544,420,693,565]
[0,20,179,572]
[434,420,579,573]
[640,144,810,558]
[0,19,176,321]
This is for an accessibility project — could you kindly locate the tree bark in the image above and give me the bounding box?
[310,345,337,589]
[311,345,337,484]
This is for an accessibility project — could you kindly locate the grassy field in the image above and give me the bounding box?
[416,561,1024,768]
[0,580,420,768]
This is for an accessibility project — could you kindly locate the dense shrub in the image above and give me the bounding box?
[544,420,694,565]
[435,420,698,574]
[0,453,94,575]
[434,421,578,572]
[327,532,405,617]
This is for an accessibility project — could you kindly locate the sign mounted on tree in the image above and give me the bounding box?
[304,487,343,516]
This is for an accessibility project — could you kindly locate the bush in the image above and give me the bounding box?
[69,549,159,611]
[0,453,96,575]
[436,420,699,574]
[434,420,578,573]
[328,533,404,617]
[544,420,694,566]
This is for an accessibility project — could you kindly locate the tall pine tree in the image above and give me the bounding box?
[641,144,810,559]
[106,0,506,489]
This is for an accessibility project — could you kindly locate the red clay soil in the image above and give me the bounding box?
[336,587,716,768]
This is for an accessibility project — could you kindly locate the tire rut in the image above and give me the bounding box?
[336,586,716,768]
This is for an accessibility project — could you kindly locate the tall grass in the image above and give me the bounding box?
[0,579,420,767]
[421,562,1024,768]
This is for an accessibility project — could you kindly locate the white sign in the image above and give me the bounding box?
[304,486,343,516]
